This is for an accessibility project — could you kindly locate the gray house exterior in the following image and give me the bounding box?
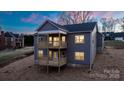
[34,20,104,72]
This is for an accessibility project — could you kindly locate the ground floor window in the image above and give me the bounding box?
[75,52,84,61]
[38,50,43,59]
[49,51,52,59]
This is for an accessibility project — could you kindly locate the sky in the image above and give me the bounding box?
[0,11,124,34]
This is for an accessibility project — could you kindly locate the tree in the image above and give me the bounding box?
[58,11,94,25]
[100,17,117,32]
[119,17,124,32]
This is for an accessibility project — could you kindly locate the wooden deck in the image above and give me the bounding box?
[38,57,67,67]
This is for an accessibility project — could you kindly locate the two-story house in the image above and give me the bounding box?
[5,32,24,49]
[34,20,104,72]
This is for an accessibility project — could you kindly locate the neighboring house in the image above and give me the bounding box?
[34,20,104,72]
[103,32,124,41]
[114,32,124,41]
[102,32,115,40]
[0,31,5,50]
[5,32,24,49]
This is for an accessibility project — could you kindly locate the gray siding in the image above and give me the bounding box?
[90,26,97,65]
[97,32,104,53]
[38,22,58,31]
[67,32,91,65]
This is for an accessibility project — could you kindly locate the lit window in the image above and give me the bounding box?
[49,37,52,44]
[75,35,84,44]
[38,50,43,59]
[62,36,65,42]
[53,37,59,46]
[49,51,52,59]
[75,52,84,61]
[53,52,58,59]
[49,37,52,41]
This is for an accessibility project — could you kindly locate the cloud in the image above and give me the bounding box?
[93,11,114,18]
[21,12,59,24]
[21,13,45,24]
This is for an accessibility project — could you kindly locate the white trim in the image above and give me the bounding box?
[68,31,91,33]
[37,30,67,35]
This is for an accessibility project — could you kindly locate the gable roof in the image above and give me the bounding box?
[5,32,21,38]
[5,32,13,37]
[37,20,97,33]
[37,20,67,32]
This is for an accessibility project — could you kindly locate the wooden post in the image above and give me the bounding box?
[58,33,61,73]
[47,34,49,73]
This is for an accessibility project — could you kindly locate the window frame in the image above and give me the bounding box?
[53,37,59,47]
[75,35,84,44]
[62,36,66,43]
[49,51,52,59]
[38,50,43,59]
[75,52,84,61]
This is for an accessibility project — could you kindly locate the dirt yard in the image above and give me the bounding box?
[0,47,124,81]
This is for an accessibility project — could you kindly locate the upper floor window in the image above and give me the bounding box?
[62,36,66,42]
[49,37,52,44]
[75,35,84,44]
[49,37,52,42]
[53,37,59,46]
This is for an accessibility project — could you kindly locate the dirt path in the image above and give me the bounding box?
[0,48,124,81]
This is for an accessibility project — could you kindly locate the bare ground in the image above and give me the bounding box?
[0,48,124,81]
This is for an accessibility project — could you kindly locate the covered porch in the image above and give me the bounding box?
[35,30,68,72]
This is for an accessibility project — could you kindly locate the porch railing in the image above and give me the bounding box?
[38,41,67,48]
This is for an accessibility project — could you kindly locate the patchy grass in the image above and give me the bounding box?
[105,40,124,49]
[0,47,33,66]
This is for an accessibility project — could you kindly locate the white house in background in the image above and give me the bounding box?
[114,32,124,41]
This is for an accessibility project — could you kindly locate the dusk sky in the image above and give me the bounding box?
[0,11,124,34]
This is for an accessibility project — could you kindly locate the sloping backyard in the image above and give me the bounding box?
[0,47,33,67]
[0,46,124,80]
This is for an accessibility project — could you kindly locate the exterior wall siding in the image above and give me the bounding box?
[90,26,97,65]
[97,32,104,53]
[67,32,91,65]
[38,22,58,31]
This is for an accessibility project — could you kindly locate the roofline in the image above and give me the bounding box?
[63,22,97,26]
[68,31,91,33]
[47,20,68,32]
[36,20,68,32]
